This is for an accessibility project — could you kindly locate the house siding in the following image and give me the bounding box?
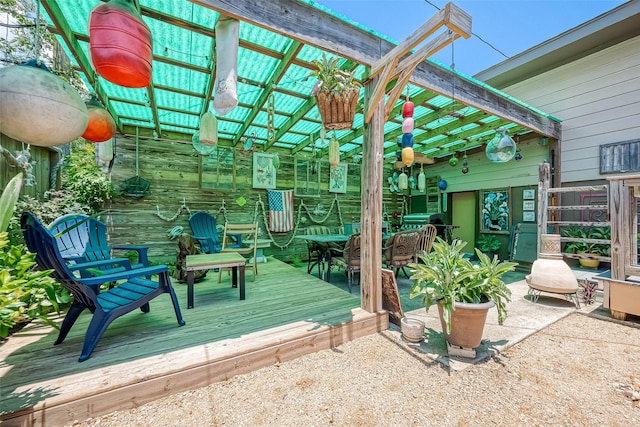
[498,35,640,184]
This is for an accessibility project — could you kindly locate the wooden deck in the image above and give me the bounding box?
[0,258,387,426]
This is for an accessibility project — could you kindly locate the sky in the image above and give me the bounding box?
[316,0,629,76]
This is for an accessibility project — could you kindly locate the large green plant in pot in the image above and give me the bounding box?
[410,238,517,348]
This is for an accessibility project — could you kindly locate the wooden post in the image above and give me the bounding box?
[537,162,550,256]
[609,179,625,281]
[360,76,384,313]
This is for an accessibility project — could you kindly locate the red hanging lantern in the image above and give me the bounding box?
[82,96,116,142]
[89,0,152,88]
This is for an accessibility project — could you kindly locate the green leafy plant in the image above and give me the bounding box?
[0,173,68,338]
[476,234,501,253]
[309,53,361,96]
[409,238,517,334]
[61,140,115,213]
[562,225,610,256]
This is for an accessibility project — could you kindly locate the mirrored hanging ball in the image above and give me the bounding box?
[485,128,517,163]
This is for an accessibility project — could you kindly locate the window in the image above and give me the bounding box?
[294,157,321,197]
[199,146,235,191]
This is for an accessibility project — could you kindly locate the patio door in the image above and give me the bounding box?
[452,192,476,251]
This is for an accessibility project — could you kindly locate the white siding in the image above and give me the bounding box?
[499,36,640,184]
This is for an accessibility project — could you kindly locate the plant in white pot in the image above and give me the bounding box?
[409,238,517,350]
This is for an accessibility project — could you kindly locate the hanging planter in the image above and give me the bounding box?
[309,53,361,131]
[0,60,88,147]
[82,96,116,142]
[89,0,152,88]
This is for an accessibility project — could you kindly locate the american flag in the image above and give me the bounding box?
[267,189,294,232]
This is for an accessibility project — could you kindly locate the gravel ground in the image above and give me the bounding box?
[71,313,639,427]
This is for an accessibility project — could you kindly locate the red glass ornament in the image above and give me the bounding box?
[89,0,152,88]
[402,101,414,118]
[82,99,116,142]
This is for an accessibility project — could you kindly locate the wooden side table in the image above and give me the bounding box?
[185,252,246,308]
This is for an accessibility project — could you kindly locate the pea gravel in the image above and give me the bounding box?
[69,313,639,427]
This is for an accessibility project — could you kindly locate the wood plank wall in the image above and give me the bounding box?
[107,134,399,262]
[0,133,59,199]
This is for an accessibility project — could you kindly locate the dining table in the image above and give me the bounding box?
[296,232,393,281]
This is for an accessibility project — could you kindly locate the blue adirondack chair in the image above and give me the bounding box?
[49,214,149,277]
[22,211,185,362]
[188,211,222,254]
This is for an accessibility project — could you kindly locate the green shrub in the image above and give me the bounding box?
[0,232,70,338]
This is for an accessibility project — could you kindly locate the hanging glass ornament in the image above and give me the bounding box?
[438,179,448,191]
[408,174,416,190]
[485,128,517,163]
[417,166,426,192]
[192,131,216,156]
[449,153,458,167]
[514,146,523,161]
[398,171,408,190]
[461,166,469,174]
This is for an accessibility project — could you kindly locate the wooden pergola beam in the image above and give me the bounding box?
[191,0,560,140]
[365,3,471,123]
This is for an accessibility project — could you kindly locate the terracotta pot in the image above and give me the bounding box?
[437,300,494,349]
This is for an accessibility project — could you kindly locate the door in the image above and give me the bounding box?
[452,191,476,251]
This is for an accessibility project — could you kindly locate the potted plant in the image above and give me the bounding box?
[476,233,501,260]
[409,238,517,350]
[561,225,610,269]
[309,53,361,130]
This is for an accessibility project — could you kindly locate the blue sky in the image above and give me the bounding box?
[317,0,628,76]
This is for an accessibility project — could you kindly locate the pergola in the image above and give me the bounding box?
[40,0,562,312]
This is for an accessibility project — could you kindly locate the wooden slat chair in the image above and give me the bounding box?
[382,230,421,278]
[415,224,438,263]
[188,211,222,254]
[327,233,361,293]
[49,214,149,277]
[219,222,259,282]
[22,211,185,362]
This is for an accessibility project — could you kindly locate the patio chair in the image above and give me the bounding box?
[303,225,333,275]
[415,224,438,263]
[219,222,259,282]
[382,229,421,278]
[188,211,222,254]
[327,233,361,293]
[22,211,185,362]
[48,214,149,277]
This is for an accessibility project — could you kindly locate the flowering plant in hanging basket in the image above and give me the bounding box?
[309,53,361,130]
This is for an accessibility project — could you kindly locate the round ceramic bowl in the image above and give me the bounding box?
[401,317,425,343]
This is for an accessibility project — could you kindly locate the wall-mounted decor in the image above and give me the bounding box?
[200,146,235,191]
[294,156,321,197]
[329,162,348,193]
[523,200,535,211]
[252,152,276,189]
[523,189,535,200]
[523,211,536,222]
[480,189,510,233]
